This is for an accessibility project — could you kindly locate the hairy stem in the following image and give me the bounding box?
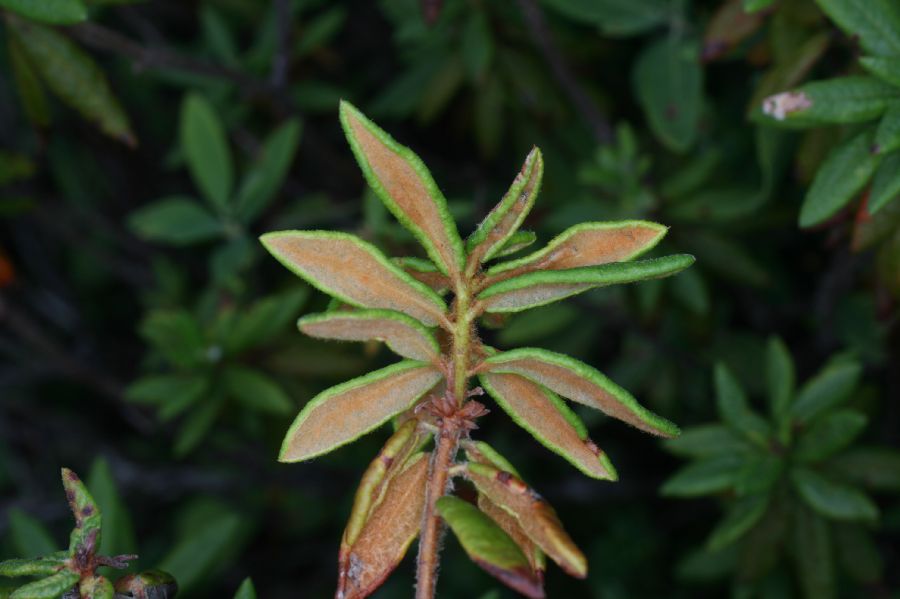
[416,282,473,598]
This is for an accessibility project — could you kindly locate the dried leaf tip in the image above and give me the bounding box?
[762,91,812,120]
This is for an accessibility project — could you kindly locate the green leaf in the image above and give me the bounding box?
[706,494,769,551]
[794,410,867,463]
[461,11,493,79]
[225,288,308,353]
[9,18,134,145]
[0,0,86,24]
[260,230,448,327]
[482,347,678,436]
[9,569,79,599]
[61,468,102,555]
[158,509,243,593]
[834,523,883,583]
[733,453,784,496]
[790,360,861,423]
[663,424,753,459]
[173,396,222,457]
[180,93,234,211]
[814,0,900,57]
[437,496,543,598]
[541,0,668,36]
[233,577,257,599]
[874,103,900,156]
[869,151,900,214]
[765,337,795,424]
[79,575,113,599]
[221,366,292,415]
[479,254,695,313]
[632,35,703,152]
[139,310,206,370]
[467,148,543,264]
[830,447,900,491]
[278,361,441,462]
[661,455,743,497]
[744,0,775,12]
[0,556,65,578]
[7,509,56,558]
[339,101,465,277]
[125,375,209,420]
[7,34,50,128]
[714,364,772,447]
[860,56,900,87]
[791,503,835,599]
[799,131,880,228]
[495,231,537,258]
[87,457,136,560]
[479,371,617,480]
[235,118,302,222]
[791,468,879,522]
[128,197,223,246]
[298,309,440,362]
[761,77,898,126]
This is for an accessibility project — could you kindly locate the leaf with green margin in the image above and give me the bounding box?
[800,130,881,228]
[0,0,86,24]
[869,151,900,214]
[9,18,134,145]
[791,468,879,522]
[9,569,79,599]
[486,221,668,277]
[765,337,795,424]
[221,366,292,415]
[279,361,441,462]
[235,118,302,222]
[632,35,703,153]
[467,148,543,264]
[831,447,900,491]
[814,0,900,57]
[339,101,464,277]
[794,410,867,463]
[180,93,233,211]
[128,197,223,246]
[62,468,102,555]
[834,523,883,584]
[479,371,617,480]
[7,35,50,128]
[874,103,900,155]
[464,440,523,479]
[479,254,695,313]
[706,494,769,551]
[87,458,136,560]
[233,577,256,599]
[860,56,900,87]
[436,496,543,599]
[663,424,753,459]
[7,510,56,558]
[660,455,744,497]
[0,556,66,578]
[790,360,861,423]
[714,364,772,447]
[465,462,586,578]
[394,256,450,294]
[481,347,678,437]
[495,231,537,258]
[298,309,440,362]
[761,77,898,127]
[260,231,448,327]
[792,503,835,599]
[79,576,114,599]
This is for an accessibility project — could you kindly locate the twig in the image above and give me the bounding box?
[516,0,613,144]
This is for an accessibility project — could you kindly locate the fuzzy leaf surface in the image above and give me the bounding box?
[0,557,65,578]
[62,468,102,555]
[479,254,694,313]
[467,148,543,264]
[298,310,439,362]
[279,361,441,462]
[340,101,464,276]
[495,231,538,258]
[482,347,678,436]
[79,576,114,599]
[9,569,79,599]
[479,372,616,479]
[261,231,447,326]
[437,496,544,599]
[476,494,546,580]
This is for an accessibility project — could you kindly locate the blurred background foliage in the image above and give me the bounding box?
[0,0,898,597]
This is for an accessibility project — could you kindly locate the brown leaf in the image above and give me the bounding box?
[466,462,587,578]
[337,453,430,599]
[261,231,448,327]
[703,0,768,62]
[477,493,546,578]
[479,372,616,479]
[279,362,442,462]
[395,257,451,294]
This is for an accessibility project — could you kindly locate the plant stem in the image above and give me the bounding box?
[415,281,473,599]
